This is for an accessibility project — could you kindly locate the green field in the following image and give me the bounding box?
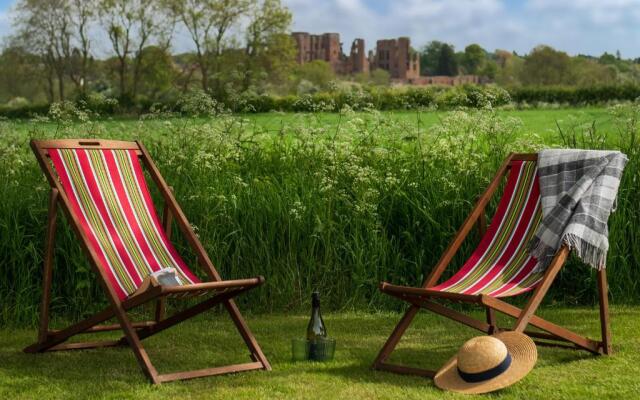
[241,107,615,140]
[1,308,639,399]
[5,106,615,141]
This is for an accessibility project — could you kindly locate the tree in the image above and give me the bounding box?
[166,0,251,93]
[420,41,445,76]
[100,0,173,100]
[570,57,617,86]
[494,50,524,86]
[242,0,294,91]
[462,44,486,75]
[437,44,458,76]
[13,0,73,101]
[136,46,177,100]
[369,69,390,86]
[294,60,335,91]
[521,45,572,85]
[479,59,498,79]
[599,52,618,65]
[67,0,97,95]
[0,46,46,103]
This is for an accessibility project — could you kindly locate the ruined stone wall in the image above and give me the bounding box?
[292,32,368,75]
[292,32,483,85]
[292,32,342,69]
[372,37,420,80]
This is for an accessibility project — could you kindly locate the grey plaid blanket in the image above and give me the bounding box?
[529,149,628,271]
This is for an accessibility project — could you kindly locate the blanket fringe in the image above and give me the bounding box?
[563,233,607,270]
[528,234,607,272]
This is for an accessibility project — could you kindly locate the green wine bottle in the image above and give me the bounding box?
[306,291,327,360]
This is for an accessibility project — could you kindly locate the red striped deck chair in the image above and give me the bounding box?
[26,139,271,384]
[373,153,612,379]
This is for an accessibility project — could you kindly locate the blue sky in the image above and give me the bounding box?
[1,0,639,58]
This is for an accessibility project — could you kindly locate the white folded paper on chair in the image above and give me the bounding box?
[132,268,182,297]
[150,268,182,286]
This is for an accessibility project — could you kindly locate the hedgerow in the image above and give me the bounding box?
[4,85,640,118]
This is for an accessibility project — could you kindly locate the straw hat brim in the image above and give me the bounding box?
[434,332,537,394]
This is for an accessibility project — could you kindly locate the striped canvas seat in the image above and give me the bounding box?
[48,148,200,300]
[429,161,543,298]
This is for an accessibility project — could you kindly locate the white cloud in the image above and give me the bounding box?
[284,0,640,57]
[286,0,512,52]
[0,0,638,58]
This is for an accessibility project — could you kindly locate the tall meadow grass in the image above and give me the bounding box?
[0,99,638,325]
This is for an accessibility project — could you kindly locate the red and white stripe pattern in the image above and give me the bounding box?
[430,161,543,298]
[49,148,200,300]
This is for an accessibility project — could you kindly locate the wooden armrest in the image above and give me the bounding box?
[159,277,265,295]
[380,282,482,303]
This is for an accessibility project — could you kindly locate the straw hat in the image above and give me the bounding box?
[434,332,537,394]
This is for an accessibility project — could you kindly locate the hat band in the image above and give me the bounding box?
[457,353,512,383]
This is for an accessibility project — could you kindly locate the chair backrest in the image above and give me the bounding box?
[431,159,544,297]
[37,140,199,300]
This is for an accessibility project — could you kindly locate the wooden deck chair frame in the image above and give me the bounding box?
[372,153,612,379]
[25,139,271,384]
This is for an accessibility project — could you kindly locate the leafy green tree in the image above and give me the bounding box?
[136,46,177,100]
[67,0,97,95]
[294,60,335,91]
[495,50,524,86]
[599,52,617,65]
[256,34,297,93]
[437,44,458,76]
[479,59,498,79]
[521,45,572,85]
[100,0,173,101]
[242,0,294,91]
[462,44,486,74]
[369,69,390,86]
[419,41,445,75]
[0,46,46,103]
[165,0,251,94]
[570,57,618,86]
[13,0,73,101]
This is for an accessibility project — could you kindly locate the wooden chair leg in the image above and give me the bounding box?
[154,299,165,323]
[486,307,498,334]
[111,303,160,384]
[372,305,420,368]
[513,247,569,332]
[597,268,613,355]
[38,189,58,343]
[223,300,272,370]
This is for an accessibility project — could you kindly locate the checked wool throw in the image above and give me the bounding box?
[529,149,628,271]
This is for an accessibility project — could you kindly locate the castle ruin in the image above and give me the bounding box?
[370,37,420,82]
[291,32,482,86]
[291,32,369,75]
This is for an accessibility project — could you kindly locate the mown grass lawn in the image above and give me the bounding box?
[1,307,638,399]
